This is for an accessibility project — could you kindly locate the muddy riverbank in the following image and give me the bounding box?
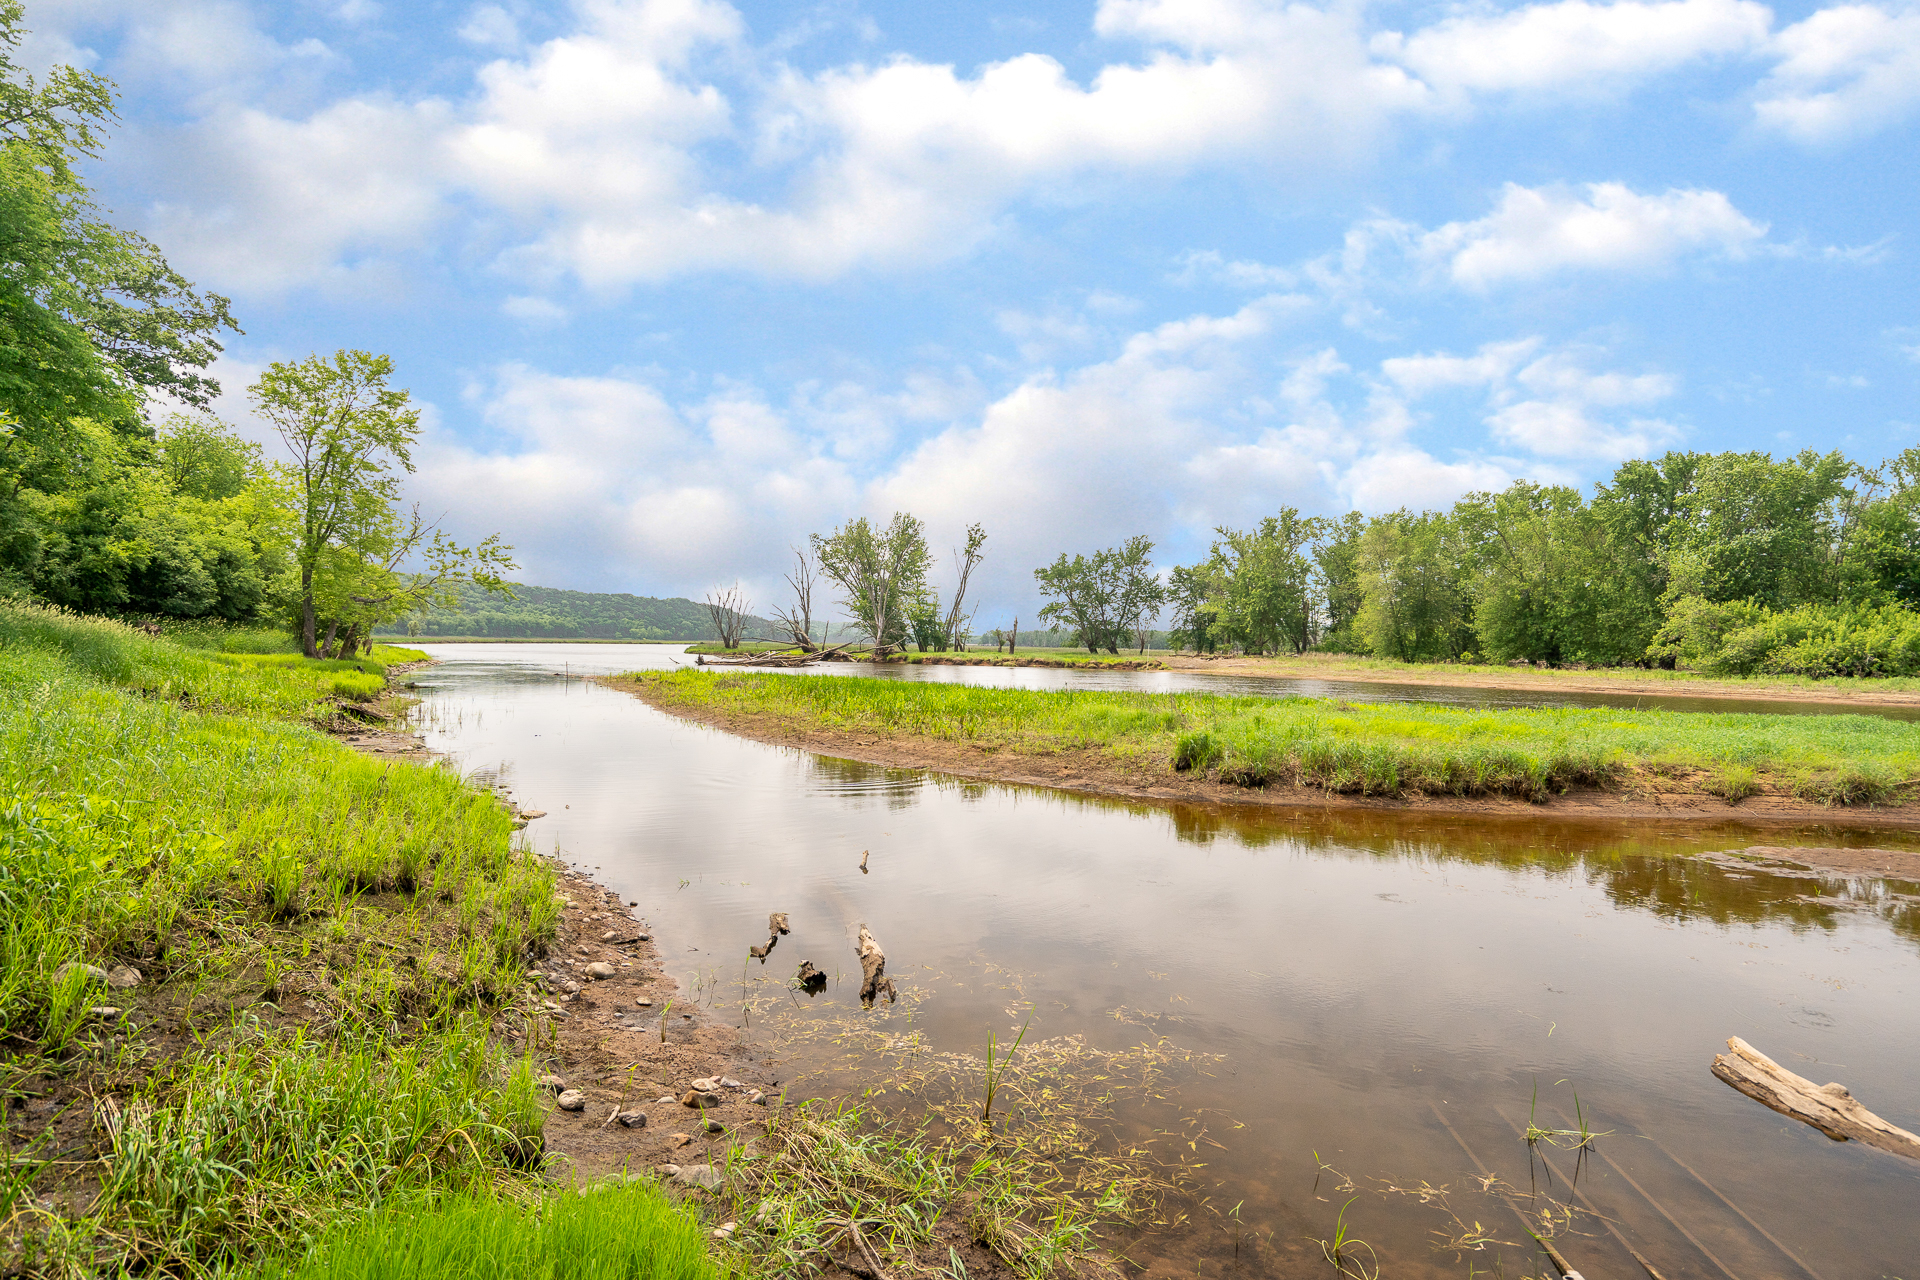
[1161,651,1920,707]
[342,670,778,1183]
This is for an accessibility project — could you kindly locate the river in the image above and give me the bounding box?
[409,643,1920,1279]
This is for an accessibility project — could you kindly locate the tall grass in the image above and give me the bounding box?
[633,670,1920,804]
[0,601,562,1273]
[245,1182,715,1280]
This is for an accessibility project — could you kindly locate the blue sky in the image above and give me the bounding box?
[30,0,1920,618]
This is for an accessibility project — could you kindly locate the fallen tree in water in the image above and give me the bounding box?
[1711,1036,1920,1158]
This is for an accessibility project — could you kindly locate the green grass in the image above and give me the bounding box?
[0,601,566,1273]
[0,602,426,716]
[245,1181,715,1280]
[632,669,1920,804]
[1218,648,1920,696]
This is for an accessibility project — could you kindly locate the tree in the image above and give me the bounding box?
[1354,511,1472,661]
[1034,535,1161,654]
[313,503,515,656]
[1660,450,1853,610]
[769,547,822,650]
[813,513,932,657]
[1207,510,1323,655]
[251,351,419,657]
[1165,562,1221,653]
[1314,510,1367,649]
[939,523,988,651]
[704,582,751,650]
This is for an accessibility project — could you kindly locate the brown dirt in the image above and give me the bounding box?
[1159,651,1920,707]
[609,676,1920,832]
[334,683,777,1185]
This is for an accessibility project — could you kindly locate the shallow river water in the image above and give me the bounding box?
[411,643,1920,1280]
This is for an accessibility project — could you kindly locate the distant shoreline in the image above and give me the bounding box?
[385,636,700,645]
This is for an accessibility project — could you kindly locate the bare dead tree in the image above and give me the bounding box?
[939,522,987,652]
[768,546,821,651]
[704,583,751,650]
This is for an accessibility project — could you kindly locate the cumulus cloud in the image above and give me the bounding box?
[44,0,1899,298]
[1374,0,1771,98]
[1414,183,1768,288]
[1386,339,1681,462]
[1754,4,1920,142]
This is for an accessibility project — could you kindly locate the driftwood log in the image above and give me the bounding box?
[1711,1036,1920,1159]
[697,641,860,668]
[795,960,826,994]
[856,925,896,1006]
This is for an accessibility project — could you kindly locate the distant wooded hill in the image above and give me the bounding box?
[373,582,780,641]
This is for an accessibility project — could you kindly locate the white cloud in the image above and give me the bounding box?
[1754,4,1920,142]
[458,4,522,49]
[1375,0,1771,98]
[1427,183,1766,287]
[1387,339,1682,462]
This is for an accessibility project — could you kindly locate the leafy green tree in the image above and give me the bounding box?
[1354,511,1471,660]
[1207,509,1323,655]
[250,351,420,656]
[1453,482,1647,665]
[1313,510,1367,650]
[1165,562,1222,653]
[1661,450,1854,610]
[1034,535,1161,654]
[813,512,932,657]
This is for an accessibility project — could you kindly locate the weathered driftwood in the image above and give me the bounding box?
[859,849,869,875]
[795,960,827,994]
[697,641,860,668]
[856,924,896,1006]
[749,937,776,960]
[1711,1036,1920,1159]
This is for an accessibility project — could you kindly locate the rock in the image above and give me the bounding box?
[635,998,653,1007]
[600,930,619,942]
[672,1164,723,1191]
[539,1074,567,1093]
[670,1133,693,1148]
[88,1006,122,1018]
[559,980,580,994]
[584,962,617,979]
[616,1110,648,1128]
[106,965,143,989]
[702,1117,725,1134]
[750,1091,768,1106]
[720,1076,743,1088]
[681,1090,719,1109]
[55,963,109,986]
[656,1095,677,1104]
[520,809,547,819]
[712,1222,736,1240]
[690,1077,718,1092]
[556,1090,587,1111]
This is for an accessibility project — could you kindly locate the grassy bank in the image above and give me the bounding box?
[631,669,1920,805]
[1178,649,1920,699]
[0,605,1158,1280]
[0,602,563,1273]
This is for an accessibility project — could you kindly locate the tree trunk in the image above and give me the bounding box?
[320,619,340,660]
[300,566,319,659]
[338,624,361,658]
[1010,617,1017,654]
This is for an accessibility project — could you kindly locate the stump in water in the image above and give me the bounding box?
[1711,1036,1920,1159]
[856,924,896,1006]
[747,911,790,963]
[795,961,826,994]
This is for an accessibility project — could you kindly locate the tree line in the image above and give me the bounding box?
[0,9,510,658]
[1058,447,1920,675]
